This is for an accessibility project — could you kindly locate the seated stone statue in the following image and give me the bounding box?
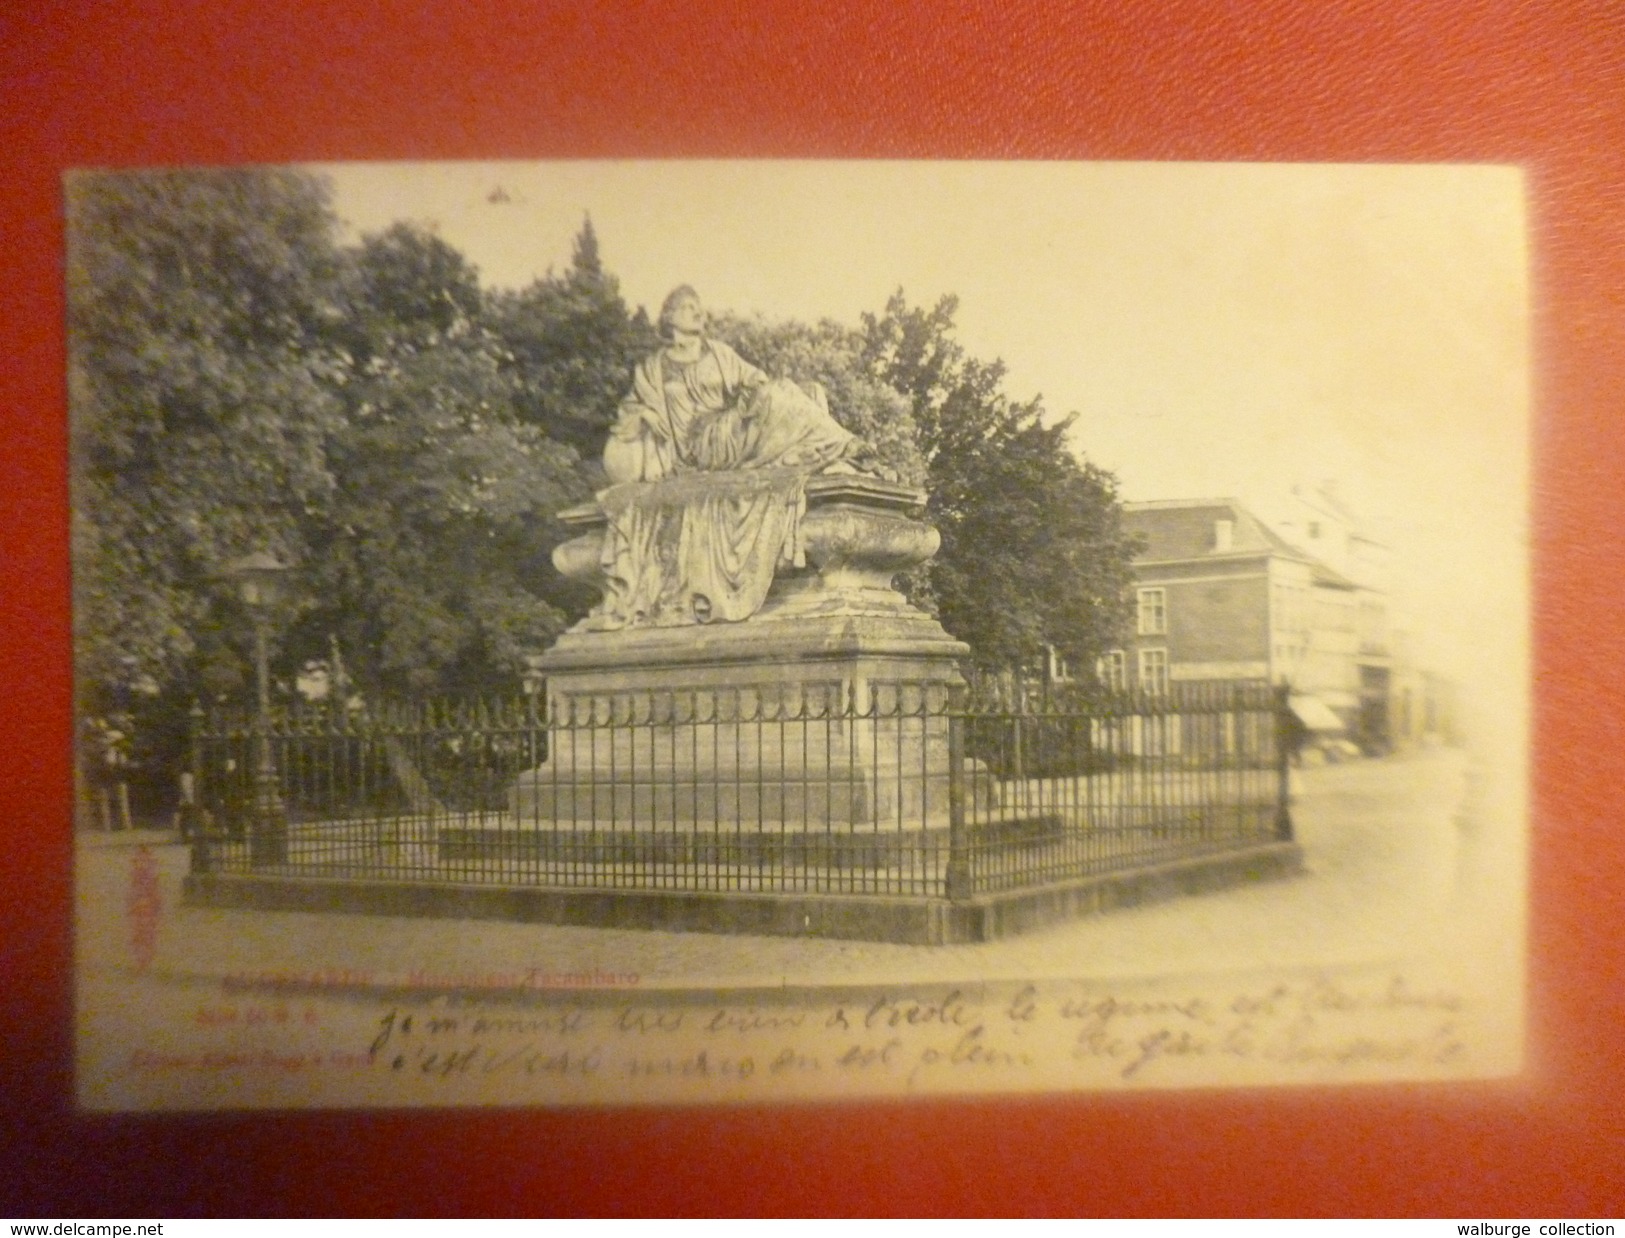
[603,285,856,484]
[587,286,878,630]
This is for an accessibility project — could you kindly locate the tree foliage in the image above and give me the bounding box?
[709,312,927,486]
[68,168,347,703]
[305,222,587,697]
[862,291,1139,671]
[487,216,657,466]
[68,180,594,780]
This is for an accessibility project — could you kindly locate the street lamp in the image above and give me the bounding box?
[223,552,293,865]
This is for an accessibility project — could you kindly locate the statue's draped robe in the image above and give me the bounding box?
[593,340,853,628]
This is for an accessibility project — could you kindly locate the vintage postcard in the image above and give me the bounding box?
[70,160,1528,1110]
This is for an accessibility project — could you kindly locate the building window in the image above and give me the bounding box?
[1048,647,1073,683]
[1097,649,1126,691]
[1137,587,1166,635]
[1138,648,1169,694]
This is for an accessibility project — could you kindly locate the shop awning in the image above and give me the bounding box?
[1289,693,1345,733]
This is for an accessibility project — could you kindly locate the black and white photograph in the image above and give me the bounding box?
[70,160,1528,1110]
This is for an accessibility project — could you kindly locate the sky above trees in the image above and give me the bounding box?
[316,160,1527,687]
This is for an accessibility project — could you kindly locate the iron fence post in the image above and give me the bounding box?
[248,617,288,865]
[1274,682,1295,841]
[945,685,972,900]
[185,700,211,874]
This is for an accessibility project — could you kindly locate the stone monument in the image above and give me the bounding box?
[510,287,968,858]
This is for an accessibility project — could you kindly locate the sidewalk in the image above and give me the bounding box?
[75,746,1478,995]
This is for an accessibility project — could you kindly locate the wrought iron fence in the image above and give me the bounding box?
[188,680,1290,901]
[956,679,1288,894]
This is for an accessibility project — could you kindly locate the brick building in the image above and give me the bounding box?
[1114,497,1368,742]
[1109,494,1452,755]
[1265,483,1395,750]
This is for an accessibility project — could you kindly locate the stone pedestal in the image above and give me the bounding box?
[511,476,968,841]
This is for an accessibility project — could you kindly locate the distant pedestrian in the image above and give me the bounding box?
[85,713,134,831]
[174,769,208,839]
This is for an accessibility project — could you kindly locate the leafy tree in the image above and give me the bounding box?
[67,167,352,816]
[709,311,927,485]
[305,222,587,697]
[69,183,594,817]
[488,217,657,465]
[861,291,1139,672]
[68,167,347,707]
[340,220,484,359]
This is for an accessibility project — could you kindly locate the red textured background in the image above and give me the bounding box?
[4,0,1623,1217]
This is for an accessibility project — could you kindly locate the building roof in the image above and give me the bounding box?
[1123,497,1357,588]
[1292,481,1361,525]
[1284,482,1391,551]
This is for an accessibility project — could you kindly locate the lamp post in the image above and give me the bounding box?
[224,552,293,865]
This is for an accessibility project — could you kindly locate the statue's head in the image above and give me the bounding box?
[657,285,703,339]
